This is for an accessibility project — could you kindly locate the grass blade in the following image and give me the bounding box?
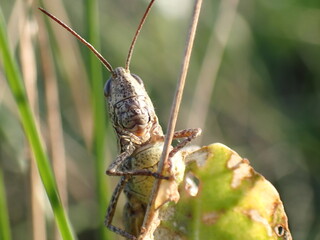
[0,8,76,240]
[0,169,11,240]
[85,0,111,239]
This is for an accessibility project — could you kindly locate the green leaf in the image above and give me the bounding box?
[159,143,292,240]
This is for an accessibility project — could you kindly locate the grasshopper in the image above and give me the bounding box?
[40,1,200,239]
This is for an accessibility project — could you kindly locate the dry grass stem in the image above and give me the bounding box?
[19,2,47,240]
[139,0,203,239]
[43,0,93,147]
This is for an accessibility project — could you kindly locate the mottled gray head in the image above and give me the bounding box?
[104,67,157,137]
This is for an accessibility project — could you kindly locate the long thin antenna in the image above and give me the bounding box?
[39,7,114,74]
[125,0,155,71]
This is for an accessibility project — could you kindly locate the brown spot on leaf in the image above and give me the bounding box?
[184,172,200,197]
[227,153,243,169]
[244,209,273,237]
[202,211,221,225]
[227,153,253,188]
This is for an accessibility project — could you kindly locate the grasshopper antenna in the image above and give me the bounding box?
[39,7,114,74]
[125,0,155,71]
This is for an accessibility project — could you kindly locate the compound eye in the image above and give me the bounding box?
[104,79,112,97]
[131,73,144,86]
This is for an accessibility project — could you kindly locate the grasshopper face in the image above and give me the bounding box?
[104,67,162,144]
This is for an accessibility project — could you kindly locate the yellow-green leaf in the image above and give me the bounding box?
[158,143,292,240]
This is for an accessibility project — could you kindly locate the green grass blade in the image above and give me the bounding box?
[85,0,111,239]
[0,8,76,240]
[0,169,11,240]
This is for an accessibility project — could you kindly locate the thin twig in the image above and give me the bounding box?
[139,0,203,238]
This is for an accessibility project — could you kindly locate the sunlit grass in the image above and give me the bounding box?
[0,7,76,240]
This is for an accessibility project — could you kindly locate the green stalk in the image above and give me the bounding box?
[0,9,76,240]
[85,1,111,239]
[0,169,11,240]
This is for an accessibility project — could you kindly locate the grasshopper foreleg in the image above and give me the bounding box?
[169,128,202,157]
[106,144,169,180]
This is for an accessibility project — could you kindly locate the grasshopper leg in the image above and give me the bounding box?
[105,176,137,240]
[106,146,169,179]
[169,128,202,157]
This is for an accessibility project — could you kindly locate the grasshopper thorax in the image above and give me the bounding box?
[104,67,162,141]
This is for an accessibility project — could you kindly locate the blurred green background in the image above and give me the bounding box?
[0,0,319,239]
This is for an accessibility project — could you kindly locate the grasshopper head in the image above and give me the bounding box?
[104,67,159,139]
